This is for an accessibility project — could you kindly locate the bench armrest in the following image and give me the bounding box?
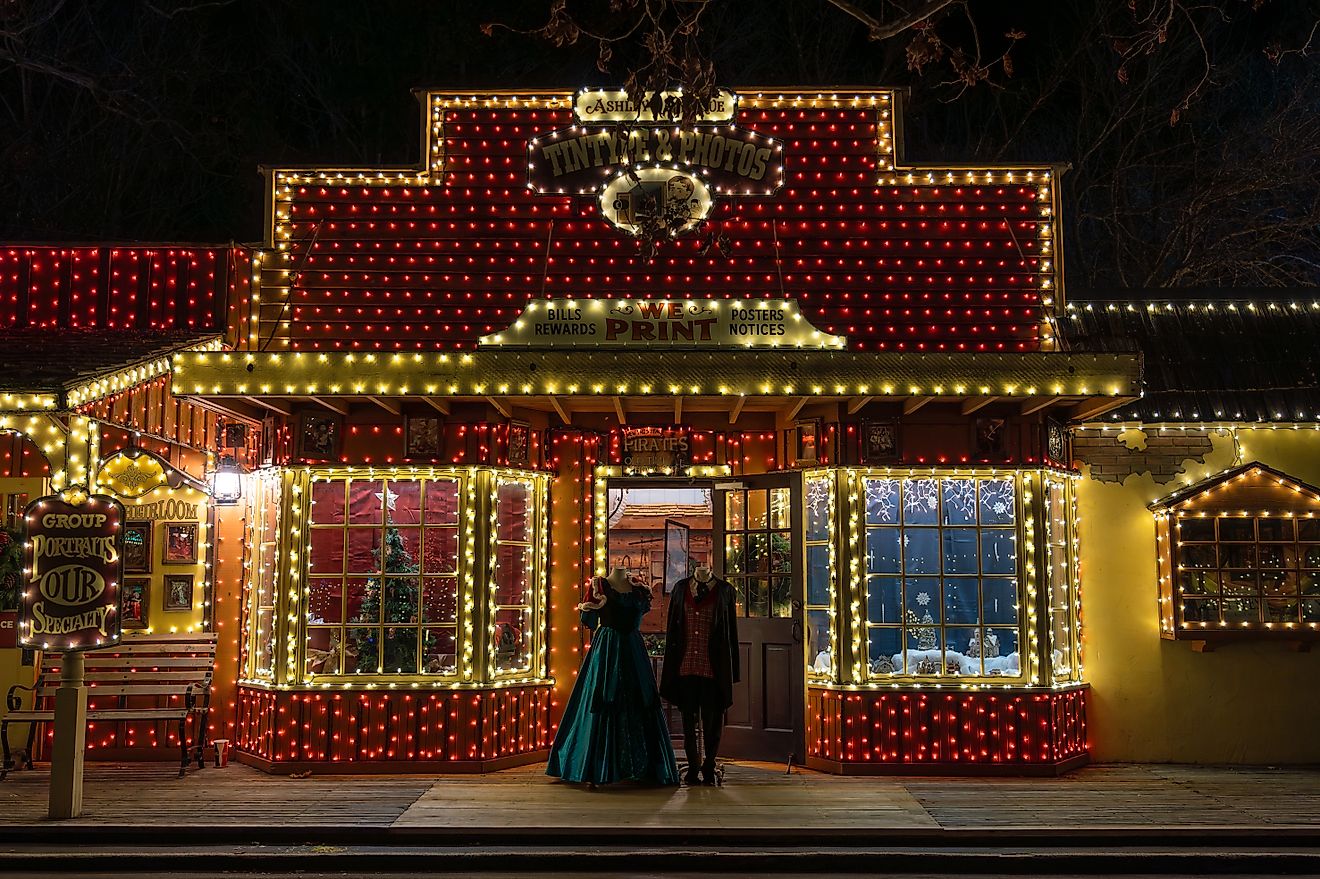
[184,682,212,711]
[5,682,35,712]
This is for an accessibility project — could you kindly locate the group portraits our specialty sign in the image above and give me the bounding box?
[20,494,124,651]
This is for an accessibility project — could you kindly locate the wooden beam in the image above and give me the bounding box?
[422,397,450,415]
[486,396,512,419]
[1020,396,1062,416]
[1069,396,1134,423]
[846,396,874,415]
[786,397,809,421]
[612,396,627,425]
[367,396,401,416]
[307,396,349,416]
[730,396,746,424]
[674,396,683,423]
[960,396,999,416]
[549,396,572,425]
[902,395,933,415]
[244,396,293,416]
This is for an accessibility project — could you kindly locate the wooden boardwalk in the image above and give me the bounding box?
[1,761,1319,830]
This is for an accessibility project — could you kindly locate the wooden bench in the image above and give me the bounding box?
[2,632,216,779]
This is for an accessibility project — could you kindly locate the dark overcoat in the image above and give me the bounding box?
[659,576,740,710]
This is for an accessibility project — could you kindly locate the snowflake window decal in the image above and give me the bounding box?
[979,478,1016,524]
[902,479,938,517]
[807,477,831,524]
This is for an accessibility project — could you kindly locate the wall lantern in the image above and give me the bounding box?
[212,456,243,505]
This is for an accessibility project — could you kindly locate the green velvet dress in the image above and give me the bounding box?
[546,583,679,786]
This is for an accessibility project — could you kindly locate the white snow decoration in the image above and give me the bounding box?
[916,591,932,607]
[807,478,831,524]
[813,648,833,673]
[902,478,939,516]
[865,478,898,522]
[979,478,1016,523]
[893,649,1020,677]
[943,479,977,522]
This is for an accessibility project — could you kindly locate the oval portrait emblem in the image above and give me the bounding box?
[598,167,713,237]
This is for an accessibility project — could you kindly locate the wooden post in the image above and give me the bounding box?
[48,651,87,819]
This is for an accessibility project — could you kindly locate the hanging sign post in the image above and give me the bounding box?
[19,492,124,819]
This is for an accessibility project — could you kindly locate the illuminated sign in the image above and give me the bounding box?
[620,427,690,472]
[20,494,124,651]
[528,125,783,196]
[480,299,847,350]
[574,89,737,123]
[598,167,712,237]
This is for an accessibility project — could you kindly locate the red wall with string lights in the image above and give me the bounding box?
[269,101,1050,352]
[0,245,244,332]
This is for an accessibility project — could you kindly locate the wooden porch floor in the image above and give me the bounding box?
[1,761,1318,830]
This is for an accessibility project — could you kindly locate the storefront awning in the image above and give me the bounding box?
[173,349,1141,424]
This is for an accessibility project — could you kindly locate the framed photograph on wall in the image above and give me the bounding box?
[507,420,530,466]
[223,421,249,450]
[260,416,277,465]
[163,574,194,612]
[122,521,153,573]
[297,412,342,461]
[163,522,198,564]
[974,416,1009,459]
[795,419,821,465]
[121,578,149,628]
[405,415,442,459]
[860,419,899,463]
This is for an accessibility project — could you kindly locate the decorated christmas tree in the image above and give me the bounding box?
[355,527,420,673]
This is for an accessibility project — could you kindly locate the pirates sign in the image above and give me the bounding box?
[20,494,124,651]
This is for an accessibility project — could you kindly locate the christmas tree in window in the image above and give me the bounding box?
[355,527,420,674]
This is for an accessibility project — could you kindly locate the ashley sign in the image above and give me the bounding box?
[20,494,124,651]
[479,299,846,350]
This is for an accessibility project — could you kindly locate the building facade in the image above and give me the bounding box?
[3,87,1315,777]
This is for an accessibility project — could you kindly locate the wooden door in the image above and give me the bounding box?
[713,475,804,763]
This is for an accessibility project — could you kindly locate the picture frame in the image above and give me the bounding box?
[860,419,899,464]
[260,416,277,465]
[163,522,198,565]
[795,419,821,465]
[223,421,249,450]
[122,521,153,573]
[974,416,1009,459]
[405,414,442,459]
[121,577,149,628]
[1045,417,1068,465]
[163,573,194,612]
[296,412,343,462]
[507,420,530,466]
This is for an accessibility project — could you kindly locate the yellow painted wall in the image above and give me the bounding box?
[1079,426,1320,763]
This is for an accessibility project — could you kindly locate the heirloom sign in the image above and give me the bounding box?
[479,299,847,350]
[20,494,124,651]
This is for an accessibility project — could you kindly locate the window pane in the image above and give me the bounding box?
[771,576,792,618]
[423,528,459,574]
[1179,519,1214,541]
[382,626,418,674]
[495,544,529,606]
[1219,519,1254,541]
[941,479,977,526]
[864,479,898,524]
[1303,599,1320,621]
[346,578,378,624]
[1261,570,1295,595]
[1306,547,1320,568]
[748,576,770,617]
[946,627,979,675]
[943,578,979,624]
[1258,518,1293,541]
[1219,545,1255,569]
[422,577,458,624]
[725,534,745,573]
[747,489,768,529]
[422,627,457,674]
[1259,544,1294,569]
[384,578,419,624]
[425,480,460,525]
[308,579,343,624]
[310,480,345,525]
[867,626,901,674]
[1300,519,1320,541]
[866,528,901,573]
[980,530,1017,574]
[1179,570,1218,594]
[726,490,745,529]
[347,627,378,673]
[1183,598,1220,623]
[746,533,770,574]
[386,480,422,525]
[807,544,830,605]
[1222,571,1257,595]
[494,609,529,670]
[979,479,1016,525]
[942,528,979,574]
[346,528,382,574]
[982,578,1018,624]
[808,610,833,673]
[348,480,384,524]
[1179,544,1216,569]
[306,627,341,675]
[902,479,939,525]
[1266,598,1298,622]
[770,532,792,573]
[1223,598,1259,623]
[986,627,1020,676]
[497,481,531,542]
[806,479,831,539]
[867,576,902,625]
[903,528,939,574]
[309,529,344,574]
[769,488,791,530]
